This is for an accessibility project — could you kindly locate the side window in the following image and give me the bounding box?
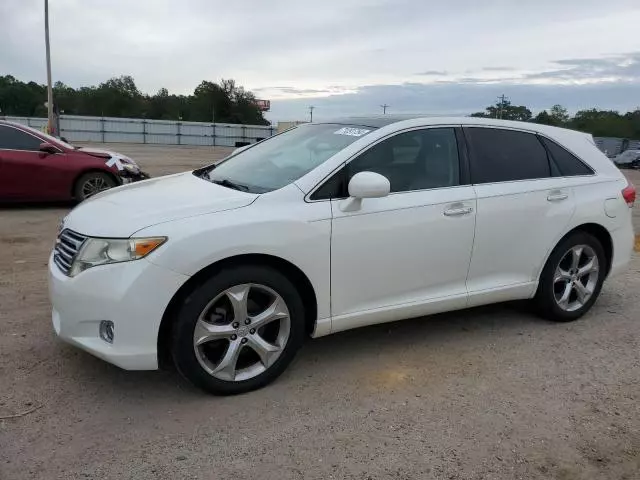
[310,166,346,200]
[310,128,461,199]
[466,128,551,184]
[0,126,42,151]
[347,128,459,193]
[345,128,460,194]
[539,136,594,176]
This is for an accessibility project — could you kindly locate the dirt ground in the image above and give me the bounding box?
[1,144,639,480]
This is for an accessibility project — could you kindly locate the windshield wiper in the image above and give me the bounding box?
[211,178,250,192]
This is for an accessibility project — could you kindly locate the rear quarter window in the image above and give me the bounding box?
[539,136,594,176]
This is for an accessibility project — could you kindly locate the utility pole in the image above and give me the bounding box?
[497,94,508,119]
[380,104,389,114]
[44,0,54,135]
[308,105,315,122]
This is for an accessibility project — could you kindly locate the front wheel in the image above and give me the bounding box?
[74,172,117,201]
[171,265,305,395]
[534,232,606,322]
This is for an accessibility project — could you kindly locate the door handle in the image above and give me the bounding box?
[444,206,473,216]
[547,193,568,202]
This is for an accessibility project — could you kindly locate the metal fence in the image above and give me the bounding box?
[2,115,275,147]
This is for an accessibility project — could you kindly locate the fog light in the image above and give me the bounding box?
[99,320,114,343]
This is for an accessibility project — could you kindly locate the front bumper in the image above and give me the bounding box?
[119,170,151,184]
[48,253,188,370]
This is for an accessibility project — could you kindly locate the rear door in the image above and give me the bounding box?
[463,127,576,304]
[0,125,68,200]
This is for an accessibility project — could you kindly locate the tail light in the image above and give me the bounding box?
[622,183,636,207]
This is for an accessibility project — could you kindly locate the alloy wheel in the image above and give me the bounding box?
[193,283,291,382]
[82,177,109,198]
[553,244,600,312]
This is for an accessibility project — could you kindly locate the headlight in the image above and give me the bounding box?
[122,163,140,174]
[69,237,166,277]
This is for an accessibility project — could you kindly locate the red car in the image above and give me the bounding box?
[0,120,149,202]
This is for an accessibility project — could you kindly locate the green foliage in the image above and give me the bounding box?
[475,98,640,139]
[549,104,569,125]
[569,109,634,138]
[533,104,569,127]
[0,75,269,125]
[471,99,532,122]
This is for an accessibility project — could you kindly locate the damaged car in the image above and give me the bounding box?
[0,120,149,202]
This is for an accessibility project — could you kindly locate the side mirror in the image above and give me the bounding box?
[348,171,390,199]
[339,171,390,212]
[39,142,59,154]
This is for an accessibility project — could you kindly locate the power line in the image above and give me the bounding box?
[380,104,389,114]
[308,105,315,122]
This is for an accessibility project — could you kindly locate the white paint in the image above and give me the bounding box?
[49,117,635,372]
[105,155,124,171]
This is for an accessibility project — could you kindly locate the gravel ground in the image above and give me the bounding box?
[1,144,639,480]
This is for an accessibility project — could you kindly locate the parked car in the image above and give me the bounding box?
[0,120,149,202]
[612,149,640,169]
[49,116,635,395]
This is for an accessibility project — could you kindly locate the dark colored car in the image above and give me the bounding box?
[0,120,149,202]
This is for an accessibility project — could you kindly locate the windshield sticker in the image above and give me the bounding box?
[334,127,371,137]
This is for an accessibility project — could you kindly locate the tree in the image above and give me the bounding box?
[532,104,569,127]
[549,104,569,125]
[533,110,554,125]
[570,109,633,138]
[0,75,269,125]
[471,99,532,121]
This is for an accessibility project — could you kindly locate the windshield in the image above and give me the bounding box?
[203,123,375,193]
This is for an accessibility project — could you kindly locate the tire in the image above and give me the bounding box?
[534,231,606,322]
[74,172,117,201]
[171,265,305,395]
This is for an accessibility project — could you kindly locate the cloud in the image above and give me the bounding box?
[481,66,516,72]
[266,77,640,122]
[3,0,640,123]
[522,52,640,82]
[416,70,448,76]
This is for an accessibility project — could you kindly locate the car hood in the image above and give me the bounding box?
[63,172,258,237]
[77,146,139,166]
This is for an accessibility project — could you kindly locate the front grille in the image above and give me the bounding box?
[53,229,87,275]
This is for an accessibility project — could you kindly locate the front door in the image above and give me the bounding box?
[327,127,477,333]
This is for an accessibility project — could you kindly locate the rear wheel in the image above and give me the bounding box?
[171,265,305,395]
[534,232,606,322]
[74,172,117,201]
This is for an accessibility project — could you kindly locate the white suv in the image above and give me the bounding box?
[49,116,635,394]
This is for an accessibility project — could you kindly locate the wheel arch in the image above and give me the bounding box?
[70,168,120,199]
[157,253,318,369]
[539,223,613,282]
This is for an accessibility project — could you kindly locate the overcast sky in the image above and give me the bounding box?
[2,0,640,121]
